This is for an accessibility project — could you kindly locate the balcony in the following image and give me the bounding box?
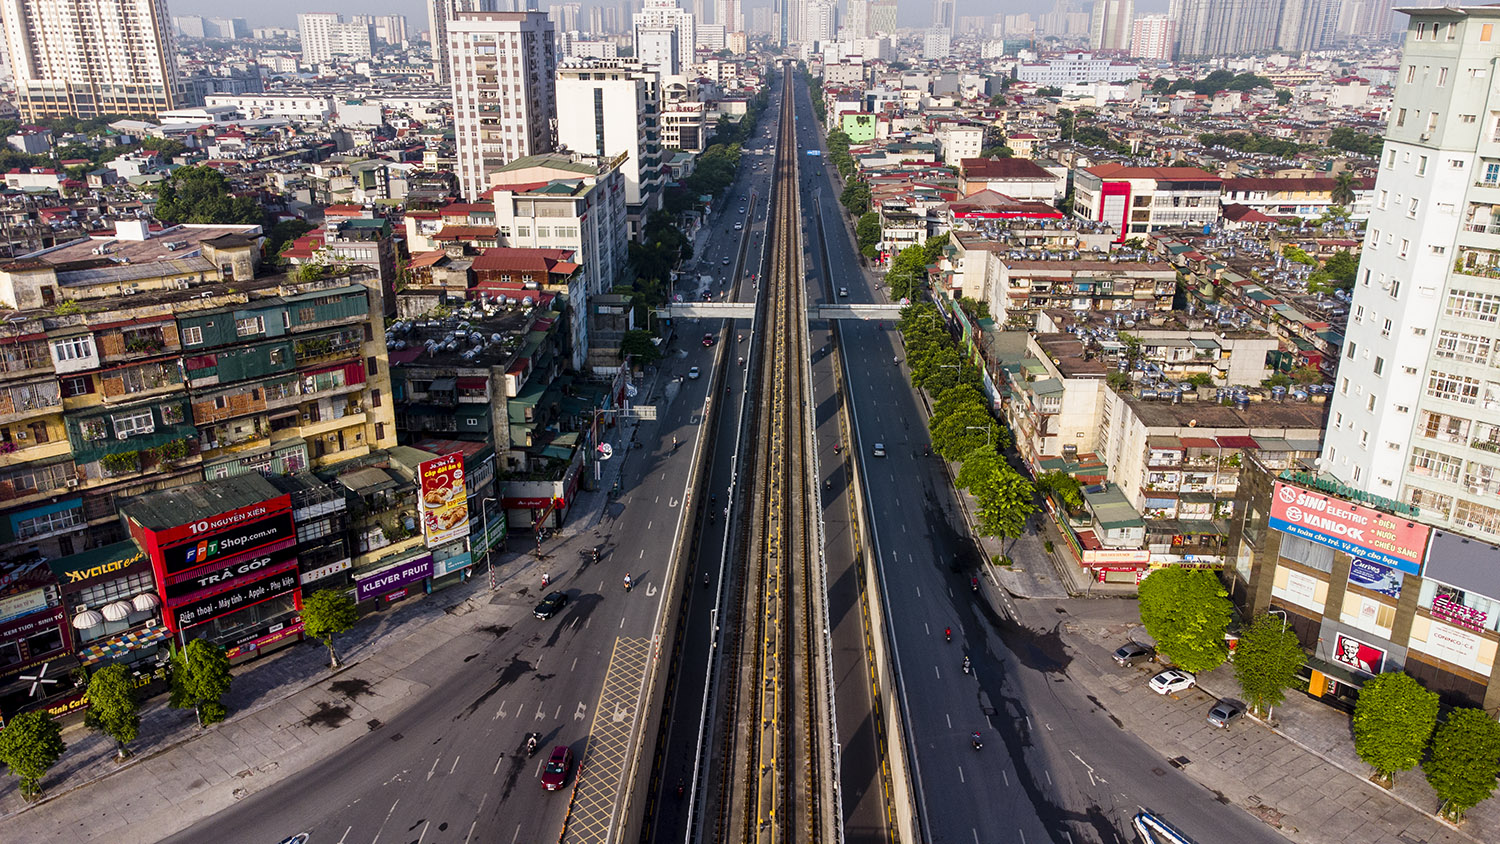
[299,410,366,439]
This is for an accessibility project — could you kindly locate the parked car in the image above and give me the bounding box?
[540,745,573,791]
[533,591,568,620]
[1206,701,1244,729]
[1113,642,1155,667]
[1148,669,1196,696]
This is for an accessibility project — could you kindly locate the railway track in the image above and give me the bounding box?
[710,63,831,844]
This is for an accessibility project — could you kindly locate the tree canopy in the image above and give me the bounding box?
[85,663,141,759]
[1424,708,1500,821]
[1232,613,1305,716]
[170,638,233,726]
[1353,671,1439,786]
[155,166,264,225]
[0,710,66,799]
[1137,568,1232,672]
[302,588,359,669]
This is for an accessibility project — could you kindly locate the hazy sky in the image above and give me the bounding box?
[170,0,1168,32]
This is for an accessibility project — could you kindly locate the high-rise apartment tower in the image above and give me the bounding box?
[448,10,557,199]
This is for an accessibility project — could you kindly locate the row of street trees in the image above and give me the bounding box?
[0,589,359,800]
[899,303,1035,547]
[1136,569,1500,821]
[884,234,947,301]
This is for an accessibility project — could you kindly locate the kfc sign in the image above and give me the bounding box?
[1268,482,1429,575]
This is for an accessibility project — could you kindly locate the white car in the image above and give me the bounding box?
[872,442,886,457]
[687,366,700,380]
[1148,669,1196,695]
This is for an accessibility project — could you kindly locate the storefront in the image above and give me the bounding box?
[121,474,305,660]
[353,553,433,608]
[48,541,168,672]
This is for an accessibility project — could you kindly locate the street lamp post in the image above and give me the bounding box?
[482,496,498,591]
[964,425,993,450]
[1268,608,1288,633]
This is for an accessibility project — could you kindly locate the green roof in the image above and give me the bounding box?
[1083,484,1144,530]
[495,153,599,175]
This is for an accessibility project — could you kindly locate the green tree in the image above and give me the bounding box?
[1328,127,1383,157]
[1035,470,1083,510]
[1137,568,1233,673]
[1352,671,1439,787]
[170,638,233,727]
[1036,86,1063,97]
[301,588,359,669]
[1231,614,1305,717]
[885,245,930,300]
[619,329,663,364]
[972,467,1036,541]
[264,219,315,265]
[855,211,881,251]
[840,179,871,216]
[1331,170,1358,208]
[154,166,265,225]
[1275,89,1292,106]
[922,233,949,266]
[955,447,1004,490]
[84,663,141,760]
[1424,708,1500,822]
[0,710,67,799]
[1185,372,1214,388]
[929,403,1004,459]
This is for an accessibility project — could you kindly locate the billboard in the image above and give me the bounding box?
[162,545,299,602]
[158,511,296,576]
[1347,559,1403,599]
[418,453,470,548]
[173,565,299,629]
[355,555,432,603]
[1268,482,1429,575]
[1331,632,1386,676]
[150,494,291,549]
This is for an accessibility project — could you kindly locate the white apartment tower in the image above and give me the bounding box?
[1088,0,1134,52]
[844,0,869,39]
[804,1,836,45]
[1323,6,1500,542]
[428,0,498,85]
[555,58,664,232]
[297,13,374,65]
[633,0,695,75]
[2,0,185,119]
[717,0,742,32]
[448,10,558,200]
[1130,14,1176,61]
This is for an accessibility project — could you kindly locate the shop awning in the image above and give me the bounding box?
[456,376,488,390]
[1216,436,1260,449]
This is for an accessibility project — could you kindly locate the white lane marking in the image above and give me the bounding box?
[647,521,653,529]
[414,820,430,844]
[1002,769,1009,787]
[1045,770,1052,786]
[575,701,588,720]
[934,665,941,679]
[570,657,578,672]
[427,757,441,781]
[945,713,951,729]
[495,701,508,720]
[336,826,352,844]
[958,766,966,784]
[639,549,644,558]
[464,821,479,844]
[510,824,522,844]
[621,617,626,629]
[449,756,461,775]
[916,587,922,598]
[493,755,504,776]
[1026,716,1033,730]
[535,701,547,720]
[369,798,400,844]
[554,705,561,719]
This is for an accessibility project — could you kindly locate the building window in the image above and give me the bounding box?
[1418,155,1428,176]
[236,316,265,337]
[1438,67,1448,87]
[1485,23,1495,42]
[1407,198,1419,218]
[51,336,94,362]
[1410,448,1463,483]
[1445,288,1500,322]
[182,326,203,345]
[1396,108,1406,128]
[375,422,385,440]
[1374,357,1384,376]
[60,375,92,398]
[1435,330,1492,364]
[366,356,377,376]
[16,505,83,539]
[1427,370,1481,404]
[112,409,156,437]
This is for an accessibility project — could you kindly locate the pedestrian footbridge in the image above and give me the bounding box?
[659,302,904,321]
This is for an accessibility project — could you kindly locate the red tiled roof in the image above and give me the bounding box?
[960,157,1054,180]
[1221,204,1277,224]
[1216,436,1260,449]
[433,225,498,241]
[471,247,577,273]
[439,202,494,216]
[406,250,447,269]
[1087,163,1220,181]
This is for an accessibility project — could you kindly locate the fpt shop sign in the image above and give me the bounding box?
[159,511,296,575]
[150,495,292,548]
[174,569,299,629]
[1268,482,1429,575]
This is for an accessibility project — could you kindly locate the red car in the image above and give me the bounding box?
[701,333,715,347]
[541,745,573,791]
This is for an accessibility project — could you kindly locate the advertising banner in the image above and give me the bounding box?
[355,555,432,603]
[418,454,470,548]
[1347,559,1403,599]
[0,587,50,624]
[159,511,297,576]
[0,604,64,641]
[152,494,291,548]
[47,542,149,588]
[1082,549,1151,566]
[433,550,473,578]
[174,566,299,629]
[163,544,298,603]
[1268,482,1429,575]
[1331,632,1386,676]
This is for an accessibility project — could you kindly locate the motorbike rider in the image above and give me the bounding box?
[963,655,971,673]
[526,734,538,755]
[944,627,951,642]
[623,573,633,591]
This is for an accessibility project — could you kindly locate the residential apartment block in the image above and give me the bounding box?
[1073,164,1222,242]
[556,58,666,237]
[1,0,185,119]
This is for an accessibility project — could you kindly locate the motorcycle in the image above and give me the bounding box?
[526,733,539,757]
[971,731,983,751]
[623,574,633,592]
[962,656,971,675]
[944,627,951,642]
[970,576,979,593]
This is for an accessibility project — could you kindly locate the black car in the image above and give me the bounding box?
[534,591,568,619]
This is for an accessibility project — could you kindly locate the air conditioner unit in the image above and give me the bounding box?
[116,430,130,440]
[65,478,78,488]
[15,430,26,440]
[75,604,89,614]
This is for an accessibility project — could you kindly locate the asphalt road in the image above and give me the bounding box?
[788,74,1291,844]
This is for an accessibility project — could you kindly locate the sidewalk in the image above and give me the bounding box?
[0,477,641,837]
[1056,604,1498,844]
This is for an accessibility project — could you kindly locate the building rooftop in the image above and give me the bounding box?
[961,157,1056,180]
[1120,394,1329,431]
[25,222,262,267]
[121,472,284,530]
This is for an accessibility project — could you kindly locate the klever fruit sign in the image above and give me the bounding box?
[1268,482,1429,575]
[418,453,470,548]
